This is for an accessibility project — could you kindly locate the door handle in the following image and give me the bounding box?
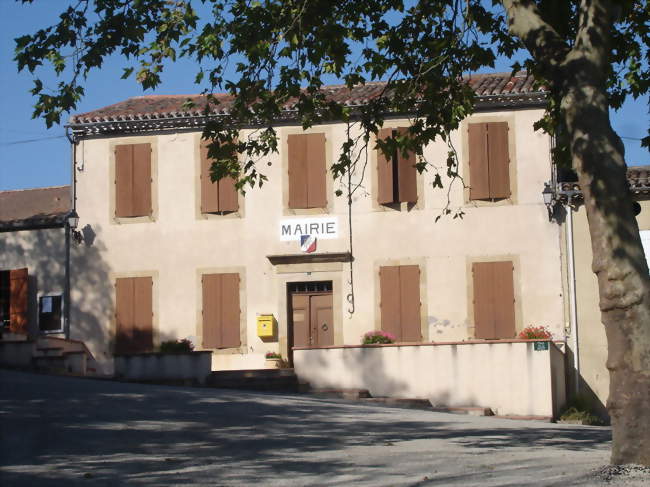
[322,323,328,331]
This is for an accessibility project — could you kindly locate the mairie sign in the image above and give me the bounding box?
[279,217,338,241]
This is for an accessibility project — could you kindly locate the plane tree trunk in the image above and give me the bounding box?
[503,0,650,465]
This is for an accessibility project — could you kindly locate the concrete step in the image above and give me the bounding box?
[308,388,372,400]
[206,368,300,392]
[430,406,494,416]
[32,355,67,373]
[35,346,64,357]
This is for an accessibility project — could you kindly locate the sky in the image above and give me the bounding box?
[0,0,648,192]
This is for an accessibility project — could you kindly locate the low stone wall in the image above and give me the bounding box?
[114,351,213,384]
[294,340,566,418]
[0,340,35,368]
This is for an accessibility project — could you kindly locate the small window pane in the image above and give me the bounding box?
[39,295,63,332]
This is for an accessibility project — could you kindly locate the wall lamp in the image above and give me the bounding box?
[67,209,83,244]
[542,182,556,222]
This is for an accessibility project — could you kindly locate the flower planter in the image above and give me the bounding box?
[265,358,282,369]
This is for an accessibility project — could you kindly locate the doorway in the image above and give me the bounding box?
[288,281,333,362]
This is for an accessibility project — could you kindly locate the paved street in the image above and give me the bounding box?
[0,369,645,486]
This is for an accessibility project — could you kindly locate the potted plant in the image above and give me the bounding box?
[362,330,396,345]
[518,326,553,340]
[264,351,283,369]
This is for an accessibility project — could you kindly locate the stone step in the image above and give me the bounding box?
[430,406,494,416]
[308,388,372,400]
[35,346,64,357]
[206,368,300,392]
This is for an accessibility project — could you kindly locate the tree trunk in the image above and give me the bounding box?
[561,66,650,466]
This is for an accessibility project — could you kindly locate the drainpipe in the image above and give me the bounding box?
[63,128,77,340]
[565,203,580,394]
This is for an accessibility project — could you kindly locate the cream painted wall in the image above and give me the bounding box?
[71,108,565,372]
[0,227,66,337]
[570,199,650,414]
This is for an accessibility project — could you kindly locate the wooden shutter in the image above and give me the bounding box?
[306,133,327,208]
[486,122,510,199]
[115,144,151,217]
[200,142,220,213]
[9,268,28,335]
[468,123,490,200]
[201,141,239,213]
[131,144,152,216]
[472,261,515,339]
[291,294,310,347]
[115,278,134,353]
[396,128,418,203]
[399,265,421,341]
[377,128,394,204]
[115,277,153,353]
[379,266,401,340]
[202,273,241,349]
[115,145,134,217]
[288,134,309,209]
[132,277,153,352]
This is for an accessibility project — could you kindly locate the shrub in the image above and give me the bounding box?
[159,338,194,353]
[265,352,282,359]
[559,407,602,425]
[518,325,552,340]
[362,330,396,345]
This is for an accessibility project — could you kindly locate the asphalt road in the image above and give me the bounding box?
[0,369,646,486]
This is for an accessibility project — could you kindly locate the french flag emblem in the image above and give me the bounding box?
[300,235,317,253]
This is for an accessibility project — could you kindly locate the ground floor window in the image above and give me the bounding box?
[39,295,63,333]
[0,271,9,328]
[0,268,28,334]
[115,276,153,354]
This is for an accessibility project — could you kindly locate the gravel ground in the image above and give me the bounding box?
[1,369,648,486]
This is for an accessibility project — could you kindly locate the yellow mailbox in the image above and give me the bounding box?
[256,314,277,338]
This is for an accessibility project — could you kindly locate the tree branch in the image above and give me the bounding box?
[501,0,570,79]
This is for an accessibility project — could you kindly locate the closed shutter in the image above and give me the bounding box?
[115,145,134,217]
[379,266,401,339]
[115,277,134,353]
[133,277,153,352]
[472,261,515,339]
[115,143,152,217]
[306,133,327,208]
[115,277,153,353]
[200,142,220,213]
[468,123,490,200]
[377,128,395,204]
[396,127,418,203]
[487,122,510,199]
[202,273,241,348]
[9,268,28,335]
[201,141,239,213]
[291,294,310,347]
[399,265,421,341]
[288,134,309,208]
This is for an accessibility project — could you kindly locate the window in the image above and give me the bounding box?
[379,265,421,342]
[287,133,327,209]
[200,141,239,213]
[202,273,241,349]
[39,295,63,333]
[115,277,153,353]
[472,261,516,339]
[115,143,152,217]
[468,122,511,200]
[0,268,28,334]
[377,128,417,205]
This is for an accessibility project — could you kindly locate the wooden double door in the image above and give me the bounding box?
[290,284,334,349]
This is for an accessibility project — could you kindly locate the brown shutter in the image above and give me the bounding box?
[306,133,327,208]
[288,134,308,208]
[220,273,241,348]
[468,123,490,200]
[115,145,133,217]
[218,176,239,212]
[200,142,220,213]
[376,128,394,204]
[472,262,495,339]
[131,143,152,216]
[396,128,418,203]
[9,268,28,335]
[115,277,135,353]
[291,294,310,347]
[202,273,221,348]
[133,276,153,352]
[487,122,510,199]
[379,266,401,340]
[492,261,516,338]
[399,265,421,342]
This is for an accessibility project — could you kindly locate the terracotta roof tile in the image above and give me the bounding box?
[70,72,546,125]
[0,186,71,230]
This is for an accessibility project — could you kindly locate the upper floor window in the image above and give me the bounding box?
[287,133,327,209]
[468,122,511,201]
[200,141,239,213]
[115,143,152,217]
[377,128,418,205]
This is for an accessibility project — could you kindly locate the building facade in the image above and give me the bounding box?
[67,73,567,376]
